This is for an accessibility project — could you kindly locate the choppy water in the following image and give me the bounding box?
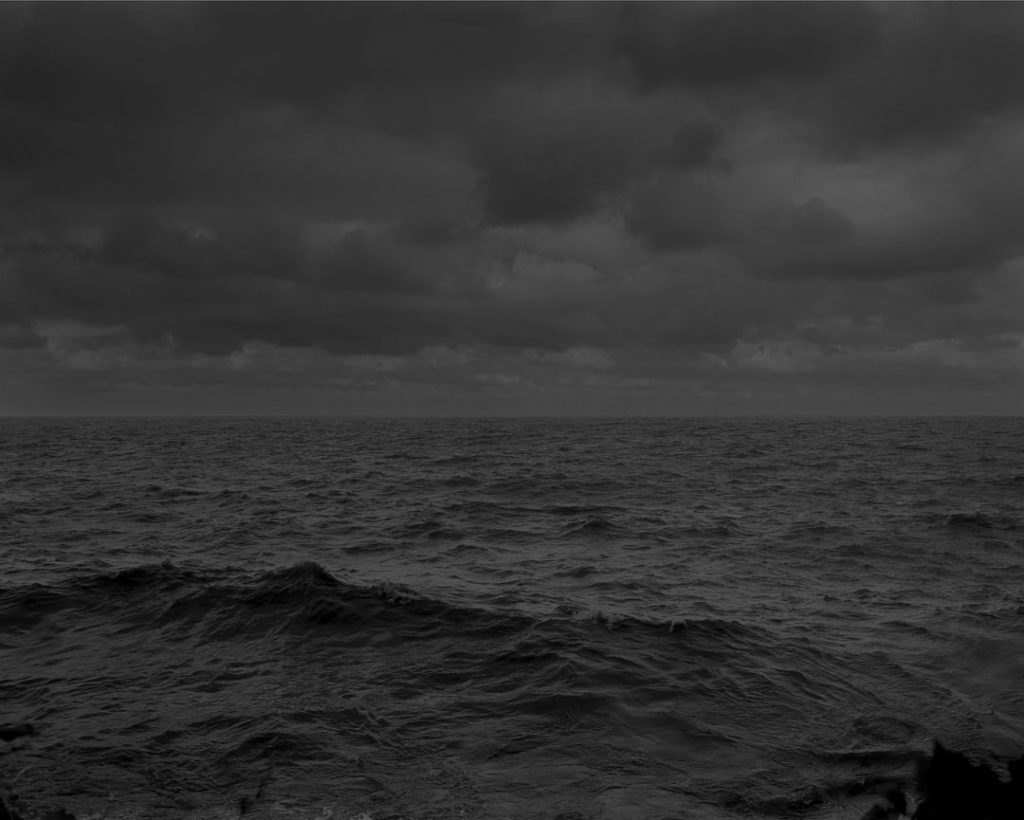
[1,417,1022,820]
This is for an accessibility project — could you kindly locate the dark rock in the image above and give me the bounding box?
[914,742,1024,820]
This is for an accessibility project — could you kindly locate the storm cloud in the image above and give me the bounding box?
[1,1,1022,415]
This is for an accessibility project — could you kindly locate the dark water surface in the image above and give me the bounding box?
[1,417,1022,819]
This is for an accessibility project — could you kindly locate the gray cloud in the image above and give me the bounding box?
[471,81,708,225]
[1,2,1022,413]
[616,2,881,89]
[813,4,1024,156]
[625,175,734,251]
[0,321,44,350]
[744,166,1024,283]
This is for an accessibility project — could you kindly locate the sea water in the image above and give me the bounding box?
[1,416,1022,819]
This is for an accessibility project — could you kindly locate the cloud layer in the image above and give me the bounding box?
[1,2,1022,414]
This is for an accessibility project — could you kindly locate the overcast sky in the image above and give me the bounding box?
[1,1,1023,415]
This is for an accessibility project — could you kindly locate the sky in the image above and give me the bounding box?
[1,1,1023,416]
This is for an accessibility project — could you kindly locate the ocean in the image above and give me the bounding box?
[1,416,1022,820]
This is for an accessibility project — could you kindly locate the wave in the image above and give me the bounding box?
[143,483,205,499]
[441,474,478,488]
[560,516,615,536]
[386,518,465,540]
[429,453,478,466]
[1,561,1008,820]
[783,520,848,539]
[545,504,620,516]
[0,562,794,665]
[943,511,1018,530]
[5,563,834,778]
[681,517,751,538]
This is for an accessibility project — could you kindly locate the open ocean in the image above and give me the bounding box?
[1,416,1022,820]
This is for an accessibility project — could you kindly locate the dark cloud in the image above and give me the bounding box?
[617,1,881,89]
[747,178,1024,282]
[472,110,632,225]
[315,228,433,295]
[1,2,1022,413]
[663,118,728,171]
[196,2,615,110]
[0,2,614,137]
[752,227,1007,282]
[393,213,479,247]
[0,3,503,219]
[786,198,856,246]
[1,214,452,355]
[615,3,1024,158]
[0,321,44,350]
[815,3,1024,156]
[625,176,734,251]
[471,80,699,225]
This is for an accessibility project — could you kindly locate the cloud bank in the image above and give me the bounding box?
[1,1,1022,414]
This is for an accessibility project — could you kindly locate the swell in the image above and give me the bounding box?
[0,561,776,650]
[0,560,925,745]
[0,561,971,820]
